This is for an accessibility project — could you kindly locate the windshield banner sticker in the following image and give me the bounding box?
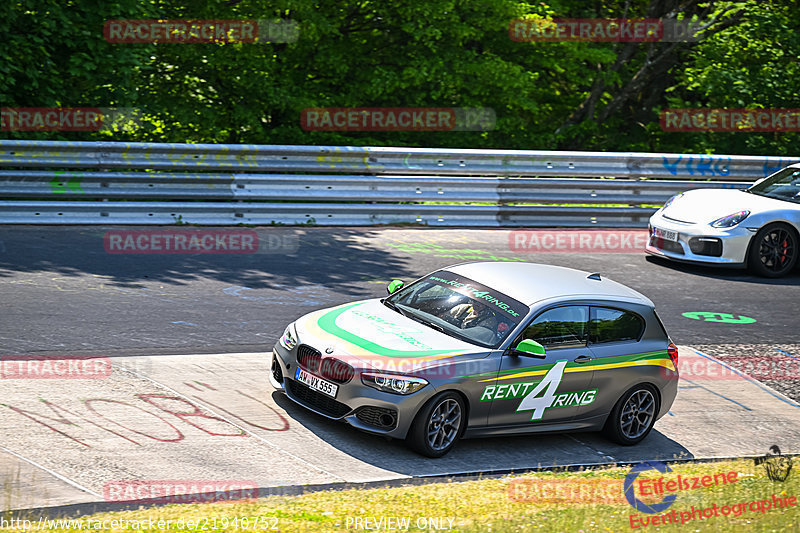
[425,271,528,319]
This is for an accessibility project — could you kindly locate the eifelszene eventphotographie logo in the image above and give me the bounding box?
[624,461,678,514]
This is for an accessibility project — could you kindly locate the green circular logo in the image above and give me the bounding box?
[681,312,756,324]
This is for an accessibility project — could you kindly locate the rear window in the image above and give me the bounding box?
[589,307,645,344]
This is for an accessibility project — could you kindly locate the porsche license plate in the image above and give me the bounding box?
[653,227,678,242]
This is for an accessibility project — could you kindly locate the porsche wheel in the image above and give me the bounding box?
[748,223,798,278]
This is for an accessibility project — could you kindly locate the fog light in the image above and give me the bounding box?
[688,237,722,257]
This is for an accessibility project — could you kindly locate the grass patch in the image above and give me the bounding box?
[2,459,798,531]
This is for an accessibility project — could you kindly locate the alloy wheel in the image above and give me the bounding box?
[758,227,795,274]
[619,389,655,440]
[426,398,462,451]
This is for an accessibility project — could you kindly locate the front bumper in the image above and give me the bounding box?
[645,211,753,267]
[270,343,433,439]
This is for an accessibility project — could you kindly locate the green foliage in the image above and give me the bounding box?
[661,0,800,155]
[0,0,156,141]
[1,0,798,155]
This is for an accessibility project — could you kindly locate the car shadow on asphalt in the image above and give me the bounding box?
[0,226,426,353]
[0,226,417,294]
[272,392,692,476]
[644,255,800,286]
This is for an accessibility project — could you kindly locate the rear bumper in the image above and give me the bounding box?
[657,374,679,420]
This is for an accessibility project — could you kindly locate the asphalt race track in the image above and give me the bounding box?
[1,226,799,512]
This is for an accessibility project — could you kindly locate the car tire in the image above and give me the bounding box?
[405,391,465,458]
[748,223,799,278]
[603,384,659,446]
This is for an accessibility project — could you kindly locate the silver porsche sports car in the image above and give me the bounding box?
[647,164,800,277]
[270,262,678,457]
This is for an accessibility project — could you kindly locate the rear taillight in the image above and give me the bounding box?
[667,343,679,371]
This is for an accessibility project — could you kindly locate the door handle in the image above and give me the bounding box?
[573,355,593,363]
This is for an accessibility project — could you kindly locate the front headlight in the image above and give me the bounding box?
[710,210,750,228]
[361,372,428,395]
[660,194,681,211]
[279,323,298,350]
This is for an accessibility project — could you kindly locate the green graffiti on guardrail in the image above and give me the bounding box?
[50,171,82,194]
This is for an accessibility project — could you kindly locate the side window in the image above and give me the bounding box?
[518,306,589,349]
[589,307,645,344]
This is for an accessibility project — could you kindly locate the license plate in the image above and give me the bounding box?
[653,227,678,242]
[295,368,339,398]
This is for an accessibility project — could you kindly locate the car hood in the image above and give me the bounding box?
[661,188,786,224]
[293,299,488,373]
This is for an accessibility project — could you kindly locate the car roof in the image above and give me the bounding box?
[445,261,653,307]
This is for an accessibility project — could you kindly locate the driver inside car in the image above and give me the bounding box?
[449,301,498,331]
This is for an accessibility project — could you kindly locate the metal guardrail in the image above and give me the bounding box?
[0,140,797,226]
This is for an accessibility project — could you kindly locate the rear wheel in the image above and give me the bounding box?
[748,223,798,278]
[405,392,465,458]
[603,384,659,445]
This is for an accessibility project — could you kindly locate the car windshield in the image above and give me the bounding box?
[747,168,800,204]
[385,270,529,348]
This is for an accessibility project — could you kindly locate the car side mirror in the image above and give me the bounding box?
[387,279,404,295]
[513,339,546,357]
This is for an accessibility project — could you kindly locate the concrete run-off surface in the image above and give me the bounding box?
[1,347,798,512]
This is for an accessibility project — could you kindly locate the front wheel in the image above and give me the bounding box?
[603,384,659,445]
[405,392,465,458]
[748,223,798,278]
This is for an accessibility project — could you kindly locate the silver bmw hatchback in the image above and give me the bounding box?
[270,262,679,457]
